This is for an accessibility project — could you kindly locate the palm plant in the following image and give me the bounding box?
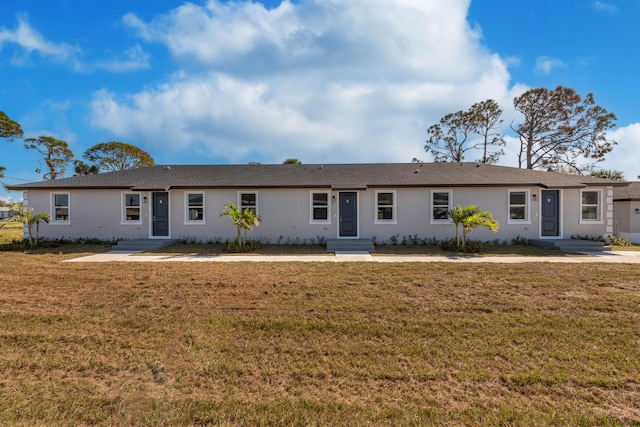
[448,204,499,250]
[8,204,50,247]
[220,202,261,249]
[220,202,244,247]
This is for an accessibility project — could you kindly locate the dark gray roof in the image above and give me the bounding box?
[613,182,640,200]
[6,162,627,191]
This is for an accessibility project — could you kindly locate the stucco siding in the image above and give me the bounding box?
[613,200,640,243]
[19,185,614,244]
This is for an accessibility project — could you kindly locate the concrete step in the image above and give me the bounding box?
[326,238,375,253]
[112,239,180,252]
[528,239,611,252]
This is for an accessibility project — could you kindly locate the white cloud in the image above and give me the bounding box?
[96,45,151,73]
[599,123,640,180]
[593,1,618,15]
[93,0,514,164]
[534,56,565,75]
[0,15,80,67]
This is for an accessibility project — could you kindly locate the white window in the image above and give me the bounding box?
[431,190,451,222]
[508,190,529,223]
[51,193,70,224]
[239,192,258,215]
[122,193,141,224]
[185,192,205,223]
[375,191,396,223]
[581,190,602,222]
[310,192,330,223]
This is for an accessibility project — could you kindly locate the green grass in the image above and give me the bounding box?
[0,221,23,244]
[0,251,639,425]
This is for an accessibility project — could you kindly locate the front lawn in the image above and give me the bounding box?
[0,252,638,425]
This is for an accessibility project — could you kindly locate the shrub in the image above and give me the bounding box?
[440,238,485,253]
[609,236,631,246]
[223,239,262,253]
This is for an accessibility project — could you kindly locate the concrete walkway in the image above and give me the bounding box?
[63,250,640,263]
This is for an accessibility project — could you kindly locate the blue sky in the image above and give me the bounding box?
[2,0,639,200]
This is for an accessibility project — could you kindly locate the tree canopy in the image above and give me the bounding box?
[283,158,302,164]
[424,99,505,164]
[1,111,23,180]
[24,136,74,181]
[512,86,617,173]
[0,111,23,140]
[82,142,155,172]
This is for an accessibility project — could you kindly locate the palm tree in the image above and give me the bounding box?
[8,204,50,247]
[220,202,261,249]
[448,204,499,250]
[240,207,260,245]
[220,202,244,247]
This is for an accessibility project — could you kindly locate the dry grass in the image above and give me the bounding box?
[145,242,567,257]
[1,250,639,426]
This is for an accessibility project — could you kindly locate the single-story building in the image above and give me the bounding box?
[613,182,640,243]
[0,206,11,219]
[6,162,624,246]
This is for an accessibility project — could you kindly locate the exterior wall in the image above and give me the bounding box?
[559,187,613,240]
[613,200,640,243]
[24,189,152,240]
[20,185,613,243]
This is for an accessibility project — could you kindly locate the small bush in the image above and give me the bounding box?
[511,235,529,246]
[440,238,486,253]
[609,236,631,246]
[223,239,262,253]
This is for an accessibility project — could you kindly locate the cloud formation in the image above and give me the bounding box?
[535,56,565,75]
[92,0,513,164]
[0,15,80,67]
[592,1,618,15]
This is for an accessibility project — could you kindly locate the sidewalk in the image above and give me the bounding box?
[63,250,640,263]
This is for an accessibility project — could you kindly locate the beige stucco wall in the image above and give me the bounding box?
[20,185,614,243]
[613,200,640,243]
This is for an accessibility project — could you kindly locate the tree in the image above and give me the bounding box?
[425,110,476,162]
[24,136,74,180]
[0,111,23,140]
[219,202,260,250]
[469,100,505,164]
[7,204,49,247]
[448,204,499,250]
[424,100,505,164]
[512,86,617,173]
[283,158,302,164]
[1,111,23,178]
[82,141,154,172]
[73,160,100,176]
[589,169,624,180]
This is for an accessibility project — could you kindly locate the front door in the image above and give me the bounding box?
[339,192,358,237]
[152,192,169,237]
[541,190,560,237]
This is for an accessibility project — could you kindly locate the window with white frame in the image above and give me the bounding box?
[239,192,257,215]
[431,190,451,221]
[310,192,330,223]
[122,193,141,223]
[508,190,529,222]
[51,193,70,223]
[185,192,205,223]
[581,190,601,221]
[375,191,396,223]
